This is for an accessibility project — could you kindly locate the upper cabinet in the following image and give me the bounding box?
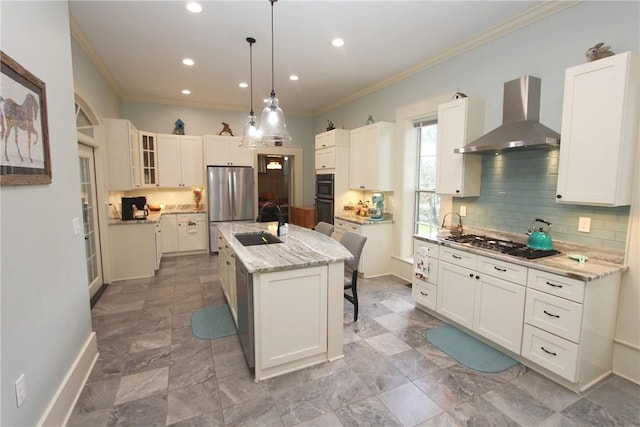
[315,129,349,173]
[158,134,204,188]
[349,121,394,191]
[104,118,141,190]
[436,97,484,197]
[204,135,254,167]
[139,131,159,187]
[556,51,639,206]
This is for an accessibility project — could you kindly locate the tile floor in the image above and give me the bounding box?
[68,253,640,426]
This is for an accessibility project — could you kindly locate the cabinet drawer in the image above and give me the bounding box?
[527,269,585,303]
[336,220,361,234]
[414,239,439,259]
[440,246,477,270]
[412,281,436,310]
[521,324,579,382]
[478,255,527,285]
[177,213,207,222]
[525,289,583,343]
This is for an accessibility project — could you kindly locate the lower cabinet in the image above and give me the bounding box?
[218,234,237,324]
[109,222,157,281]
[412,239,439,310]
[435,247,526,353]
[162,213,208,253]
[333,219,392,277]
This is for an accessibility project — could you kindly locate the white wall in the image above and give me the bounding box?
[1,2,94,425]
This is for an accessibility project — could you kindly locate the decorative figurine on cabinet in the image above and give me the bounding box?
[453,91,467,99]
[326,120,335,131]
[218,122,234,136]
[173,119,185,135]
[586,42,615,62]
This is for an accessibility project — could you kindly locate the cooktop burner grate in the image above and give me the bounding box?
[444,234,560,259]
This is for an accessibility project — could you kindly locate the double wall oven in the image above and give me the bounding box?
[315,174,334,224]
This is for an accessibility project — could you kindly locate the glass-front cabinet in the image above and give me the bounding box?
[140,131,159,187]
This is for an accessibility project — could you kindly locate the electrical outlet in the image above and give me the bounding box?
[459,205,467,217]
[72,218,82,237]
[15,374,26,408]
[578,217,591,233]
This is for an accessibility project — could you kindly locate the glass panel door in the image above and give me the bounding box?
[79,144,102,296]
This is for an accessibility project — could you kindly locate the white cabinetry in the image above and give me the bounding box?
[334,218,391,278]
[254,266,327,370]
[140,131,159,187]
[161,213,207,253]
[104,118,141,190]
[315,129,349,173]
[436,248,526,354]
[154,220,163,270]
[521,269,621,390]
[436,98,484,197]
[349,122,394,191]
[412,239,439,311]
[158,134,204,187]
[204,135,254,167]
[218,234,237,324]
[556,51,638,206]
[108,223,156,280]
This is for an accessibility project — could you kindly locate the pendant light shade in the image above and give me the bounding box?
[240,37,264,149]
[259,0,291,144]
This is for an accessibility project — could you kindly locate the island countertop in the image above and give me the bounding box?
[217,222,353,274]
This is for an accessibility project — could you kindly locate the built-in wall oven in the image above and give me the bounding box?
[315,174,335,224]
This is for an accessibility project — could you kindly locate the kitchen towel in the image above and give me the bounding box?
[187,219,198,233]
[426,324,519,373]
[414,247,429,281]
[191,304,237,340]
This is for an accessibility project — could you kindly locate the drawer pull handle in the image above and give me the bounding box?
[469,273,474,278]
[543,310,559,318]
[420,291,429,296]
[494,266,507,272]
[452,254,462,259]
[540,346,557,356]
[546,281,563,288]
[226,261,231,265]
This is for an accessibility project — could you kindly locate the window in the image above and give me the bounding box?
[415,120,440,234]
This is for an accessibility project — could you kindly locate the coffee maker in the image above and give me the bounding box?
[121,196,148,220]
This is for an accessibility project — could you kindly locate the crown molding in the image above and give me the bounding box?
[69,14,123,99]
[313,0,581,116]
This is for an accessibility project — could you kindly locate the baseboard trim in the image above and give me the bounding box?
[37,332,98,427]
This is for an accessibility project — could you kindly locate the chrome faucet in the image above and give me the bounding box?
[258,202,284,236]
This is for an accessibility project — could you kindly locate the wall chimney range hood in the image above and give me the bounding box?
[455,76,560,154]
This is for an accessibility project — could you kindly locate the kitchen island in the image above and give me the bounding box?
[216,222,353,381]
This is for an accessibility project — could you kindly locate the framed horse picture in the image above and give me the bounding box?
[1,51,51,185]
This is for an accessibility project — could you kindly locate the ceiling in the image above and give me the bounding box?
[69,1,570,116]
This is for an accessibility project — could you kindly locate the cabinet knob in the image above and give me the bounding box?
[456,190,460,193]
[475,275,480,279]
[556,194,562,199]
[469,273,474,278]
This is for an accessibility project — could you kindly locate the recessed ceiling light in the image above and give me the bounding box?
[182,89,191,95]
[186,2,202,13]
[289,75,299,81]
[182,58,194,66]
[239,82,248,88]
[331,38,344,47]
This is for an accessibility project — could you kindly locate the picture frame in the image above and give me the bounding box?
[1,51,51,185]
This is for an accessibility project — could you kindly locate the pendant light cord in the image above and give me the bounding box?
[247,37,256,116]
[270,0,276,97]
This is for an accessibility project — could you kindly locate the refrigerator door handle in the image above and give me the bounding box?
[229,171,237,219]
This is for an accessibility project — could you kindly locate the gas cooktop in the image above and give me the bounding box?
[444,234,560,260]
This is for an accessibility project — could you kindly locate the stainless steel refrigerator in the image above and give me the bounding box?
[207,166,255,253]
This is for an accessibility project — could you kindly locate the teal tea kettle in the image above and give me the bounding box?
[527,218,554,250]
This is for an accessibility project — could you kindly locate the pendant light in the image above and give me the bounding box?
[240,37,264,149]
[258,0,291,144]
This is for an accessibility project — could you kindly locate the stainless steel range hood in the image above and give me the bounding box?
[455,76,560,154]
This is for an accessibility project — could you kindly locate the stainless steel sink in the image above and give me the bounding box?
[234,232,283,246]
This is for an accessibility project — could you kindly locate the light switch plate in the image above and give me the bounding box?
[578,217,591,233]
[72,218,82,236]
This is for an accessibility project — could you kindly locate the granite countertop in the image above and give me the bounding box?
[218,222,353,274]
[335,214,394,225]
[109,206,206,225]
[414,234,627,282]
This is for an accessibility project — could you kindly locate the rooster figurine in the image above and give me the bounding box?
[586,42,615,62]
